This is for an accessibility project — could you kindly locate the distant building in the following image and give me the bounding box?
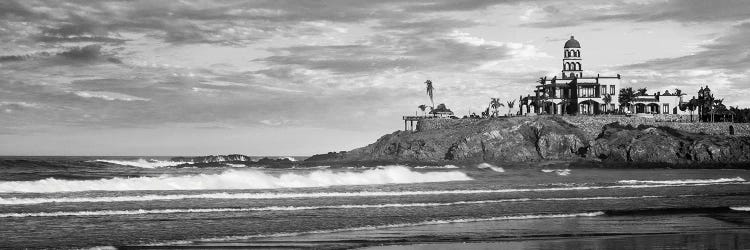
[519,36,621,115]
[429,103,455,118]
[624,89,688,115]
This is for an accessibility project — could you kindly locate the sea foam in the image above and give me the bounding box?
[477,163,505,172]
[4,179,734,205]
[617,177,745,185]
[0,196,659,218]
[0,166,472,193]
[94,159,190,168]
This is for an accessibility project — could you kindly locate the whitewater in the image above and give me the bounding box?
[0,166,471,193]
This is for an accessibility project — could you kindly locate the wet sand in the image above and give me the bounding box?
[141,211,750,249]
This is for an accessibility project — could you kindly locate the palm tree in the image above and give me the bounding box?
[506,100,516,116]
[489,98,504,117]
[424,80,434,108]
[418,104,427,116]
[636,87,648,96]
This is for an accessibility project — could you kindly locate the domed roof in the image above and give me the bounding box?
[564,36,580,48]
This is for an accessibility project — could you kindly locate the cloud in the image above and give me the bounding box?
[58,45,105,60]
[74,91,150,101]
[616,21,750,106]
[0,45,122,65]
[622,22,750,74]
[525,0,750,27]
[255,26,539,75]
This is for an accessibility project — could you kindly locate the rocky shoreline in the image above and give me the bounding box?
[304,116,750,168]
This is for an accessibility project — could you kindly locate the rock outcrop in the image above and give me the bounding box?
[171,154,251,163]
[306,116,750,167]
[589,123,750,164]
[307,117,588,163]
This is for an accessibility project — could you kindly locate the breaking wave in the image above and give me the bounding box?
[414,165,460,169]
[731,206,750,211]
[5,178,738,205]
[542,169,571,176]
[477,163,504,172]
[0,166,472,193]
[0,196,656,218]
[94,159,190,168]
[617,177,745,185]
[224,163,246,168]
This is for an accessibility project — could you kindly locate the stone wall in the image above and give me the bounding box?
[561,115,750,140]
[416,115,750,140]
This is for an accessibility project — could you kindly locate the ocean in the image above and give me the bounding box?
[0,156,748,249]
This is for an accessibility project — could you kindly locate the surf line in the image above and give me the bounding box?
[0,196,666,218]
[1,180,747,205]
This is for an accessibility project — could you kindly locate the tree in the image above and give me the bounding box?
[424,80,434,108]
[602,93,612,113]
[418,104,427,116]
[685,97,699,122]
[506,100,516,116]
[636,87,648,96]
[489,98,504,117]
[618,87,636,113]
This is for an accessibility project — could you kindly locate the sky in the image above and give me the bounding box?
[1,0,749,156]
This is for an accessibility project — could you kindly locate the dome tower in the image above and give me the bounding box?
[562,36,582,79]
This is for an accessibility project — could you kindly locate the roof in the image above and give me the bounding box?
[564,36,581,48]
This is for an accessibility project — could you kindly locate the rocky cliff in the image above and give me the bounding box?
[307,117,588,163]
[589,123,750,164]
[306,116,750,167]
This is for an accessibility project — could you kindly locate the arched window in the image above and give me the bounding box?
[575,50,580,57]
[576,62,582,71]
[565,62,570,70]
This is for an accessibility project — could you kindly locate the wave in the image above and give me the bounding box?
[731,206,750,211]
[150,211,605,245]
[477,163,504,172]
[0,196,657,218]
[224,163,246,168]
[5,179,737,205]
[541,169,571,176]
[617,177,745,185]
[0,166,472,193]
[278,157,297,162]
[94,159,190,168]
[414,165,460,169]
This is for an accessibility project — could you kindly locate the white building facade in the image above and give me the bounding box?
[624,90,688,115]
[520,36,621,115]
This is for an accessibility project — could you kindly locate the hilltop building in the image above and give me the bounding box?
[519,36,620,115]
[624,89,688,115]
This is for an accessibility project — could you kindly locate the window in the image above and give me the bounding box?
[663,104,669,114]
[600,85,606,96]
[610,85,615,95]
